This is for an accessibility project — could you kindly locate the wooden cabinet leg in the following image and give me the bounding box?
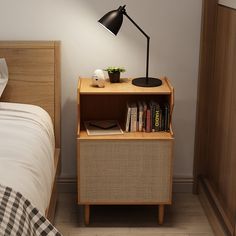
[158,204,164,225]
[84,205,90,225]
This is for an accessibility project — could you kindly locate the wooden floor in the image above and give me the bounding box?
[54,193,214,236]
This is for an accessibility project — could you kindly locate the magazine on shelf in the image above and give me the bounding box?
[84,120,124,136]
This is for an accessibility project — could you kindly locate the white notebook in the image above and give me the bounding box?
[84,120,124,136]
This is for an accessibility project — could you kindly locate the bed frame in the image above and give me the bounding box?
[0,41,61,222]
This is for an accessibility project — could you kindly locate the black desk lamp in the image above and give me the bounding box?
[98,5,162,87]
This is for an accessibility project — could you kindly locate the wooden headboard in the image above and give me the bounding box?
[0,41,61,148]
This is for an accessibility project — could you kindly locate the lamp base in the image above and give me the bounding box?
[132,77,162,87]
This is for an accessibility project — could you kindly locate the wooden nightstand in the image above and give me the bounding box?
[77,77,174,225]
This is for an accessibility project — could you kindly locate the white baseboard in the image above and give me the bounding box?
[58,176,194,193]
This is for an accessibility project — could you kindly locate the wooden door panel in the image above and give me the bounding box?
[207,5,236,229]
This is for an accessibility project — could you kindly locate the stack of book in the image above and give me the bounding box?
[125,101,170,132]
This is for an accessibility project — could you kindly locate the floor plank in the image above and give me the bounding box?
[54,193,214,236]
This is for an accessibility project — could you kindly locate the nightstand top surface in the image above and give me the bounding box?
[78,77,173,95]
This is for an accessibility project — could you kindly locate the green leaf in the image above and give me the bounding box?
[104,66,126,73]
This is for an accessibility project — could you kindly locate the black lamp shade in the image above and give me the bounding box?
[98,6,124,36]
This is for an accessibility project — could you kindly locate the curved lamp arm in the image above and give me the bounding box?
[121,6,150,80]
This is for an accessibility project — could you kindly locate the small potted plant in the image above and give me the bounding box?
[104,66,126,83]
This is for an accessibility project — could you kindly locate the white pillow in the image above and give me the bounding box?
[0,58,8,97]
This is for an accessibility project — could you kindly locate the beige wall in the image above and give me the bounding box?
[0,0,202,179]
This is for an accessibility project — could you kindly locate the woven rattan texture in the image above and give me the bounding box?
[79,140,172,203]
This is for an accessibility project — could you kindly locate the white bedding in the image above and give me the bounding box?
[0,102,55,214]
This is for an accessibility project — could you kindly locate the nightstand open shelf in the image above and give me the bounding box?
[77,77,174,225]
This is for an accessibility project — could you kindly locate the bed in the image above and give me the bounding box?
[0,41,61,228]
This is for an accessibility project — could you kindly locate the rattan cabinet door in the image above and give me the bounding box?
[78,140,173,204]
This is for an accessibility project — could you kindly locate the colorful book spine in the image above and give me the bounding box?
[125,102,131,132]
[142,101,147,132]
[154,103,160,131]
[125,100,170,133]
[138,101,144,132]
[160,107,164,131]
[146,107,151,132]
[130,102,137,132]
[150,101,156,132]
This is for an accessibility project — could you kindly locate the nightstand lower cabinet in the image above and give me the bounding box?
[77,78,174,225]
